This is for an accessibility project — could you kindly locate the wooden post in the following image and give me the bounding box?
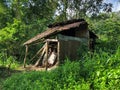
[30,44,46,62]
[57,41,60,65]
[23,45,28,68]
[45,41,49,71]
[34,45,46,67]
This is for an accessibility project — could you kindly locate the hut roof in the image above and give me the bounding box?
[23,19,88,45]
[48,19,85,28]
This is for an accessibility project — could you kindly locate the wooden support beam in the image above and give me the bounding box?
[30,44,46,62]
[23,45,28,68]
[45,41,49,71]
[57,41,60,65]
[34,44,46,67]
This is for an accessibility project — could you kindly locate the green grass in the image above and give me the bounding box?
[1,46,120,90]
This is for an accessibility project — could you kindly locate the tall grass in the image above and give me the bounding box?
[2,46,120,90]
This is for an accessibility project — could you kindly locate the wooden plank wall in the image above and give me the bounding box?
[59,40,81,62]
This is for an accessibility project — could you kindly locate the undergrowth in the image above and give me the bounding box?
[2,46,120,90]
[0,52,20,69]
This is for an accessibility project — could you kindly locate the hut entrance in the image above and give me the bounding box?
[33,39,59,69]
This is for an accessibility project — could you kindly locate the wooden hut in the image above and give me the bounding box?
[23,19,98,70]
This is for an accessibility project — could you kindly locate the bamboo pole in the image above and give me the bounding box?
[23,45,28,68]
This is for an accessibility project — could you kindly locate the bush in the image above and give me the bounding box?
[0,52,20,69]
[2,47,120,90]
[3,60,83,90]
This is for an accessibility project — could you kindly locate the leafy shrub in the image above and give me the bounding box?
[84,47,120,90]
[0,51,20,69]
[3,60,83,90]
[2,47,120,90]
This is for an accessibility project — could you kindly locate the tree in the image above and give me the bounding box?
[0,0,12,29]
[55,0,113,21]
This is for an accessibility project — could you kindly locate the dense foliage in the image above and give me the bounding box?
[2,47,120,90]
[0,0,117,62]
[2,13,120,89]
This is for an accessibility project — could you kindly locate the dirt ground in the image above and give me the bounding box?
[19,64,58,71]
